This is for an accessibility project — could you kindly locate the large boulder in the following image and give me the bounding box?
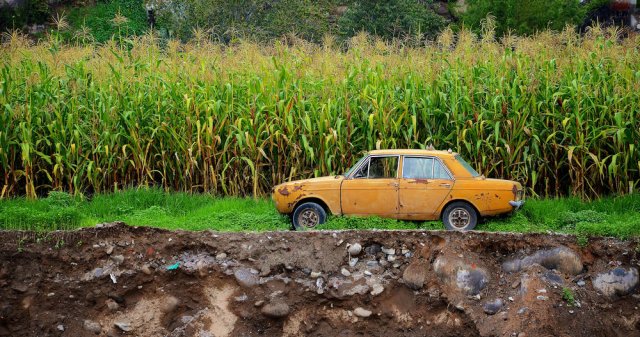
[593,267,638,298]
[434,256,488,296]
[502,247,582,275]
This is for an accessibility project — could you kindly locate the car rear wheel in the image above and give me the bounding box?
[292,202,327,230]
[442,201,478,231]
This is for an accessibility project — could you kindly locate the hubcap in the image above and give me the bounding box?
[298,209,319,228]
[448,207,471,229]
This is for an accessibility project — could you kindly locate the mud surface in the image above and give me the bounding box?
[1,223,639,337]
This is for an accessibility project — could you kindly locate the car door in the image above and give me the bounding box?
[340,155,399,217]
[398,156,453,220]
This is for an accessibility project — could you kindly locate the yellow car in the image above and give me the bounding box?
[272,149,524,231]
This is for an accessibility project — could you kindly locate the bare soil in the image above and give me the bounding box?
[1,223,639,337]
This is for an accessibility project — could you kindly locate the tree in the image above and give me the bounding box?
[338,0,446,41]
[463,0,585,36]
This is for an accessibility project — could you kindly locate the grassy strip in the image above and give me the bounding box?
[0,188,638,239]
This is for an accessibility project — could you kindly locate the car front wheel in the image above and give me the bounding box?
[292,202,327,230]
[442,201,478,231]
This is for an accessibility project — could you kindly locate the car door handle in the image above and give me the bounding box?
[439,183,452,188]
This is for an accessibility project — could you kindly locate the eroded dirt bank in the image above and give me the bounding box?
[1,223,639,337]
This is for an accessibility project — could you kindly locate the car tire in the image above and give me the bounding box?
[292,202,327,230]
[442,201,478,231]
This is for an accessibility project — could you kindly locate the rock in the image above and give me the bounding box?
[105,299,119,311]
[261,301,290,318]
[141,264,152,275]
[382,247,395,255]
[593,267,639,298]
[353,307,372,318]
[57,324,64,332]
[365,244,382,255]
[502,247,582,275]
[93,268,104,278]
[181,315,194,324]
[536,295,548,301]
[517,307,527,314]
[216,252,228,260]
[114,322,133,332]
[83,320,101,334]
[235,294,248,302]
[364,270,372,276]
[341,268,351,277]
[349,258,358,267]
[111,255,124,265]
[11,283,28,293]
[105,245,114,255]
[310,271,322,278]
[371,284,384,296]
[403,262,427,290]
[542,271,564,285]
[254,300,264,307]
[483,298,503,315]
[434,256,489,296]
[366,260,379,267]
[160,296,180,313]
[234,268,259,287]
[577,280,586,287]
[348,243,362,255]
[387,255,396,262]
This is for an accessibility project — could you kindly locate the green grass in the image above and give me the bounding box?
[62,0,148,43]
[0,188,638,238]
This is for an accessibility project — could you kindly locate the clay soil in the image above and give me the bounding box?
[1,223,639,337]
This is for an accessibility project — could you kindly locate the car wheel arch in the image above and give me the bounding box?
[292,197,332,215]
[438,199,481,219]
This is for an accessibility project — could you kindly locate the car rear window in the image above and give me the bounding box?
[455,155,481,177]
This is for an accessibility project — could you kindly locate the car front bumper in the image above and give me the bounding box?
[509,200,525,210]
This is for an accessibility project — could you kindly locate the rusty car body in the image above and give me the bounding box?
[272,149,524,231]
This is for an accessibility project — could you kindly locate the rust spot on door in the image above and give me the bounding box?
[278,187,290,196]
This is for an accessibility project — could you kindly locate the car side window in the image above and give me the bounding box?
[368,156,399,179]
[433,160,451,180]
[402,157,434,179]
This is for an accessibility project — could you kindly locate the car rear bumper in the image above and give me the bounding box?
[509,200,525,210]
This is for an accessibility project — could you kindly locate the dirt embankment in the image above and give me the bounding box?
[1,223,639,337]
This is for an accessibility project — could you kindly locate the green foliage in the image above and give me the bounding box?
[338,0,446,41]
[463,0,584,36]
[154,0,332,42]
[0,0,50,32]
[562,287,576,306]
[64,0,148,43]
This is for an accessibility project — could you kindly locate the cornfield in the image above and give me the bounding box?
[1,26,639,199]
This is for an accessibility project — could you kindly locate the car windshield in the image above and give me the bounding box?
[343,155,367,177]
[455,155,481,177]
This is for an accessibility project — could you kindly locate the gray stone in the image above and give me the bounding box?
[371,284,384,296]
[261,301,290,318]
[57,324,64,332]
[593,267,639,298]
[365,244,382,255]
[403,262,427,290]
[542,271,564,285]
[234,268,259,287]
[105,245,114,255]
[310,271,322,278]
[341,268,351,277]
[83,320,101,334]
[111,255,124,265]
[349,258,358,267]
[105,299,119,311]
[536,295,548,301]
[517,307,528,314]
[348,243,362,256]
[434,256,489,296]
[216,252,227,260]
[502,247,582,275]
[577,280,586,287]
[114,322,133,332]
[483,298,503,315]
[353,307,372,318]
[382,247,396,255]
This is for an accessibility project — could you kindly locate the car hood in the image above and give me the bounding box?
[275,175,344,193]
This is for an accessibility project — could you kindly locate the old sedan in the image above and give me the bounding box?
[272,149,524,231]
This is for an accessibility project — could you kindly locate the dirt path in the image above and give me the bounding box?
[1,223,639,336]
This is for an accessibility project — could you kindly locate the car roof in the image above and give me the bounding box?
[368,149,457,157]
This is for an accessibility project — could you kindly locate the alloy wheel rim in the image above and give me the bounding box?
[449,208,471,229]
[298,209,319,228]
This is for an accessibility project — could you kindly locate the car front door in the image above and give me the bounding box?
[398,156,453,220]
[340,155,399,217]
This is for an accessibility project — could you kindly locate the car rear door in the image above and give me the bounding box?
[398,156,453,220]
[340,155,399,217]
